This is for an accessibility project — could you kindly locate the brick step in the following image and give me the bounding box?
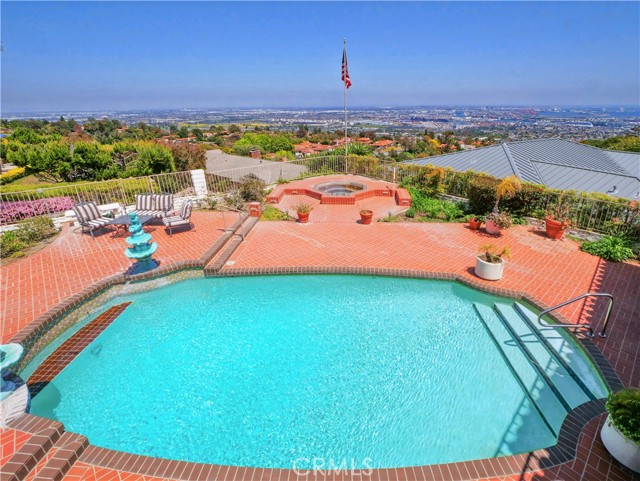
[2,416,64,481]
[205,216,259,274]
[27,432,89,481]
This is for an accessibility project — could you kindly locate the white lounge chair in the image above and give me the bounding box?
[72,202,114,238]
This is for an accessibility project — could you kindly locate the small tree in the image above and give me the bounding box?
[493,176,521,213]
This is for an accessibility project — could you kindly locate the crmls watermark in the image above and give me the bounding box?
[292,457,374,477]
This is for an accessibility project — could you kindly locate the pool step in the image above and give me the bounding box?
[513,302,607,399]
[27,302,132,398]
[29,432,89,481]
[205,215,259,274]
[2,416,64,481]
[474,303,566,435]
[494,303,593,408]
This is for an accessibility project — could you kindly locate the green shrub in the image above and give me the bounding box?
[466,176,499,214]
[15,216,57,242]
[581,236,634,262]
[407,188,464,221]
[0,167,28,185]
[606,388,640,444]
[238,175,265,202]
[0,231,26,257]
[260,205,290,221]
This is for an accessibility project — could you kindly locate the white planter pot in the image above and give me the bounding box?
[485,219,502,235]
[601,415,640,473]
[475,256,504,281]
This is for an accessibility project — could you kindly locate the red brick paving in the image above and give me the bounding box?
[1,211,233,343]
[1,204,638,481]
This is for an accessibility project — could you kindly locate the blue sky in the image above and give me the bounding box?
[2,1,639,112]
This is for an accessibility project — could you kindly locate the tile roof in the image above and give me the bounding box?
[406,138,640,199]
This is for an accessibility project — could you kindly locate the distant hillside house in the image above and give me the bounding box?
[294,141,335,157]
[405,138,640,200]
[372,139,394,149]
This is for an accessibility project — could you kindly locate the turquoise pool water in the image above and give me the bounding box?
[28,276,566,468]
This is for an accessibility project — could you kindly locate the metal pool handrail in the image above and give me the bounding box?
[536,292,614,338]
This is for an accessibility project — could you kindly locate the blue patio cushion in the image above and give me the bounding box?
[180,200,193,219]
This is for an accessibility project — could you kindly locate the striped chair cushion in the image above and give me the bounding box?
[136,209,163,218]
[155,194,173,212]
[87,218,111,228]
[180,200,193,219]
[73,202,101,222]
[162,215,190,227]
[136,194,155,211]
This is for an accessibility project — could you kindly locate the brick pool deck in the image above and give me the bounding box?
[1,208,639,481]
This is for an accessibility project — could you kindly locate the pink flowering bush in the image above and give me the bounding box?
[0,196,75,224]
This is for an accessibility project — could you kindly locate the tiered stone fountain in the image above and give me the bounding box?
[1,343,23,401]
[125,212,158,274]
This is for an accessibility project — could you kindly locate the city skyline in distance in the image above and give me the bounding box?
[2,1,639,112]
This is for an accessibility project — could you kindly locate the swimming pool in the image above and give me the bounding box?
[24,275,607,469]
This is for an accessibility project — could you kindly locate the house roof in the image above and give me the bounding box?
[205,150,307,184]
[405,138,640,199]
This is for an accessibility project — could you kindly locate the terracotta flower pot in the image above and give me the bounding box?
[360,210,373,225]
[485,219,502,235]
[297,212,310,223]
[469,218,482,230]
[545,217,569,239]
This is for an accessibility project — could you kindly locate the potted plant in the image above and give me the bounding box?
[485,211,513,235]
[468,216,483,230]
[359,209,373,225]
[545,196,571,239]
[294,203,313,223]
[475,244,510,280]
[601,388,640,473]
[486,176,521,235]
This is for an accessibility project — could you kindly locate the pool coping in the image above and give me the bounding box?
[7,265,624,481]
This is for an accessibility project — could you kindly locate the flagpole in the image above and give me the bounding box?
[343,38,348,174]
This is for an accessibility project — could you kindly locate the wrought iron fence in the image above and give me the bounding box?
[0,171,195,225]
[2,158,637,236]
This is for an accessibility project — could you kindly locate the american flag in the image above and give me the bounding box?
[342,44,352,89]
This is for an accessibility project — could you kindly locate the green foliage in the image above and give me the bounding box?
[82,118,123,144]
[486,211,513,229]
[581,236,634,262]
[480,244,511,263]
[293,202,313,214]
[406,188,464,221]
[0,167,27,185]
[15,216,57,242]
[9,127,61,144]
[1,216,58,258]
[233,132,294,155]
[606,388,640,444]
[167,143,206,171]
[238,175,265,202]
[260,205,290,221]
[0,231,26,257]
[583,136,640,153]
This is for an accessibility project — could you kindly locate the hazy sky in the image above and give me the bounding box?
[2,1,639,112]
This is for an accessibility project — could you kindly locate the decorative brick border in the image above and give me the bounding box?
[7,266,623,481]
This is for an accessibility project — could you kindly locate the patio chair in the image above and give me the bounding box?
[134,193,174,219]
[162,200,194,236]
[72,201,114,238]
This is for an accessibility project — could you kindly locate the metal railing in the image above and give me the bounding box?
[0,171,194,226]
[536,292,614,338]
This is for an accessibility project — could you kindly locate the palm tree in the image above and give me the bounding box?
[493,176,521,213]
